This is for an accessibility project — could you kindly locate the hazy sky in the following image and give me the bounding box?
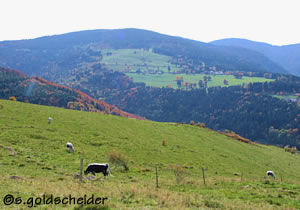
[1,0,299,45]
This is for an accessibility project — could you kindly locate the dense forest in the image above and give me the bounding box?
[0,67,143,120]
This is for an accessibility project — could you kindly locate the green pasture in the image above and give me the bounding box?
[101,48,180,73]
[0,100,299,209]
[126,73,274,88]
[100,48,274,89]
[272,94,298,100]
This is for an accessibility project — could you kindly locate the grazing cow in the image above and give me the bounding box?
[48,117,52,124]
[84,163,110,177]
[266,171,276,179]
[66,142,75,152]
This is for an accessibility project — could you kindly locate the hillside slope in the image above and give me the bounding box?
[0,28,286,78]
[211,38,300,76]
[0,100,299,209]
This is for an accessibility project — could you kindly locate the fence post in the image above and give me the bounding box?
[80,158,83,182]
[155,166,159,188]
[202,168,206,185]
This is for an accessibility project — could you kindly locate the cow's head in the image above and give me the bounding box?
[103,170,109,176]
[84,170,89,175]
[103,164,109,176]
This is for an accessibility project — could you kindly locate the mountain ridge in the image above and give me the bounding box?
[0,28,287,76]
[211,38,300,75]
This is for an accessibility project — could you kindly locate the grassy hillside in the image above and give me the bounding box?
[101,48,180,73]
[0,100,300,209]
[99,48,275,88]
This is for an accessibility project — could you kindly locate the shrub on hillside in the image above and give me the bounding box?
[108,149,129,171]
[9,96,16,101]
[169,164,188,184]
[284,145,298,154]
[290,146,297,154]
[284,145,290,152]
[196,122,206,128]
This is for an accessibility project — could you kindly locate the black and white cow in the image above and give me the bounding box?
[84,163,110,177]
[66,142,75,152]
[266,170,276,179]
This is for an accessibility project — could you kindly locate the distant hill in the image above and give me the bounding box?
[0,28,286,78]
[211,38,300,76]
[0,67,144,120]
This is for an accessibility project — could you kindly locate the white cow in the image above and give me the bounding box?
[66,142,75,152]
[266,171,276,179]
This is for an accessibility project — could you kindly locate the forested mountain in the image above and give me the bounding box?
[0,28,286,78]
[0,67,144,120]
[211,38,300,76]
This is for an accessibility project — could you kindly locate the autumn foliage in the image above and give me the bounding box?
[222,131,256,145]
[0,67,145,120]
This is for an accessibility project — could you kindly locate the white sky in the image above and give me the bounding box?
[0,0,299,45]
